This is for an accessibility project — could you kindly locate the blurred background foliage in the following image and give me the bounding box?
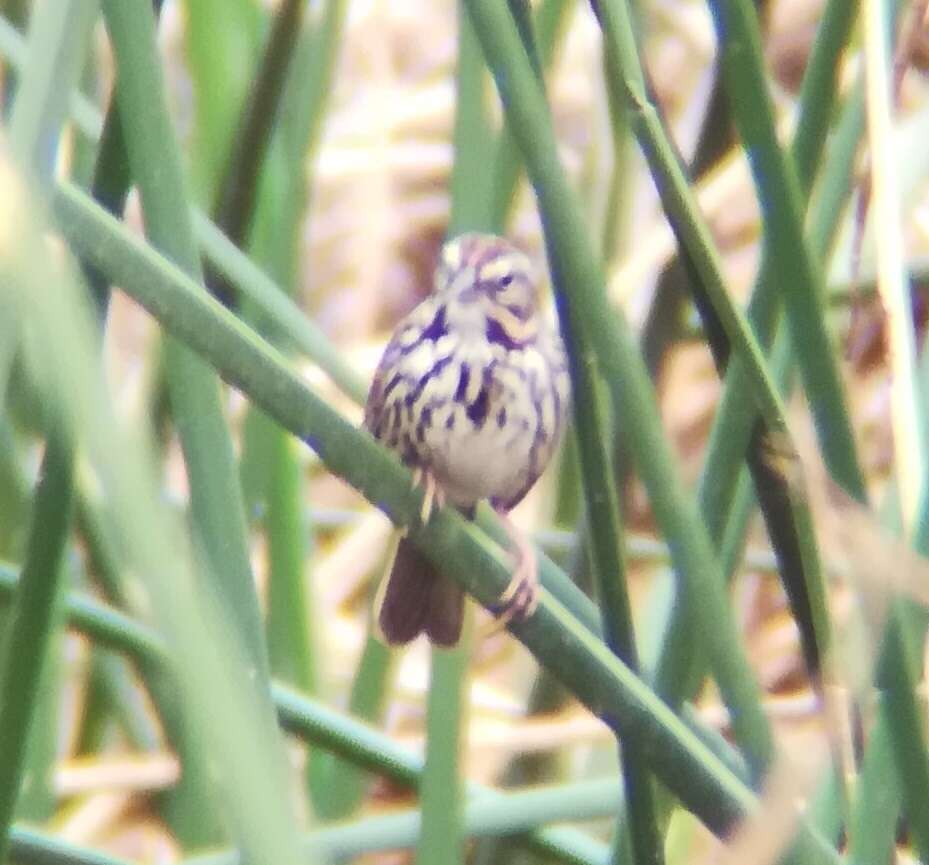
[2,0,929,864]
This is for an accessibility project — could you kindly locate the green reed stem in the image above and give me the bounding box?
[54,181,843,862]
[465,0,773,781]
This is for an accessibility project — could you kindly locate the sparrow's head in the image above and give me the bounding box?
[435,233,539,347]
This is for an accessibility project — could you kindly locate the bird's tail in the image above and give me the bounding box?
[375,536,464,647]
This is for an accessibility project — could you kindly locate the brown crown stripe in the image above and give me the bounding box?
[455,234,514,272]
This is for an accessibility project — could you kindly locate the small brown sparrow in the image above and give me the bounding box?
[364,233,569,645]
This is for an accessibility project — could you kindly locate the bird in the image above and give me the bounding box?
[364,233,570,646]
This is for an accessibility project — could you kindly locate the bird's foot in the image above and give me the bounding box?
[411,466,447,525]
[487,511,539,630]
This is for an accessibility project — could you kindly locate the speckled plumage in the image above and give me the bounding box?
[365,233,569,646]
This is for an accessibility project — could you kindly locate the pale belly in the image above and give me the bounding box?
[410,339,561,508]
[423,399,536,507]
[371,324,567,511]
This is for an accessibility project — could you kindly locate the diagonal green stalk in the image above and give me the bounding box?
[665,22,868,763]
[0,0,97,851]
[53,183,848,863]
[837,15,929,854]
[100,0,268,680]
[591,0,840,692]
[599,23,633,264]
[181,0,263,204]
[464,0,773,781]
[74,383,212,831]
[873,603,929,858]
[197,213,368,401]
[50,172,745,793]
[56,164,759,792]
[0,0,98,398]
[592,0,793,438]
[99,0,285,846]
[10,826,135,865]
[1,3,165,776]
[0,561,604,864]
[11,169,307,865]
[792,0,863,192]
[638,67,734,380]
[846,697,901,865]
[0,13,102,139]
[78,91,131,314]
[0,10,361,405]
[692,3,929,850]
[76,651,161,754]
[8,798,604,865]
[0,562,172,661]
[232,0,348,813]
[0,432,73,862]
[641,2,864,841]
[879,318,929,864]
[248,0,348,297]
[5,0,97,174]
[503,6,663,863]
[861,2,929,853]
[577,358,664,865]
[656,0,862,704]
[205,0,304,306]
[706,0,867,503]
[71,0,166,767]
[0,544,792,865]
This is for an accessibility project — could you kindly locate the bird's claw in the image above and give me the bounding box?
[411,467,446,525]
[487,518,539,630]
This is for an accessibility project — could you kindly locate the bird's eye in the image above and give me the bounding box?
[499,274,513,288]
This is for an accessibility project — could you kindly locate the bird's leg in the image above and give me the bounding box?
[488,509,539,627]
[411,466,447,525]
